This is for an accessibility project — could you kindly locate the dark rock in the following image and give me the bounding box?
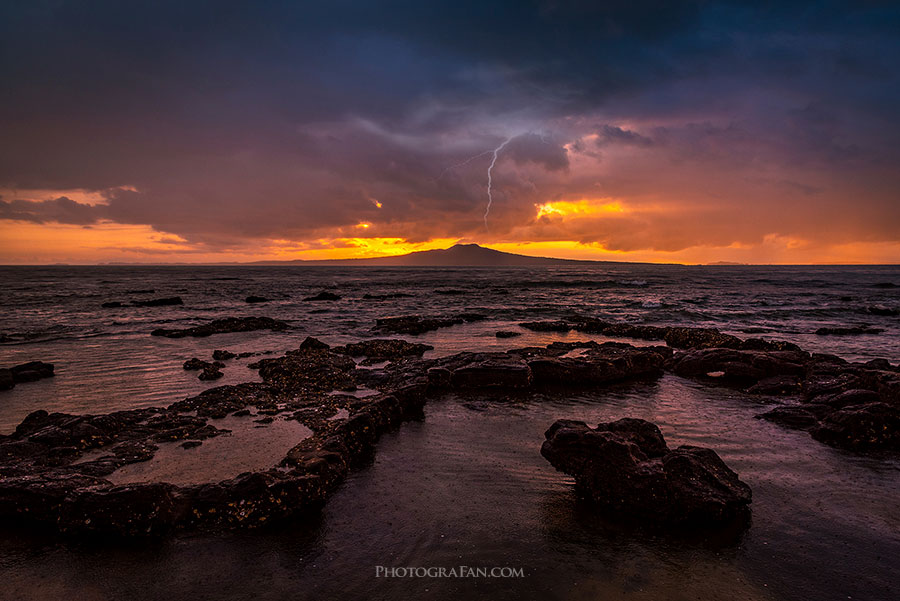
[810,403,900,451]
[254,349,356,394]
[426,367,452,388]
[59,483,181,536]
[333,339,433,362]
[10,361,55,384]
[245,296,269,303]
[803,372,861,399]
[664,327,742,350]
[0,369,13,391]
[374,315,463,335]
[132,297,183,307]
[756,406,828,430]
[746,375,802,395]
[671,348,807,387]
[212,350,237,361]
[816,389,881,409]
[152,317,289,338]
[303,291,341,302]
[868,305,898,316]
[495,330,522,338]
[527,344,666,386]
[519,320,571,332]
[864,358,893,370]
[183,358,210,370]
[299,336,330,351]
[450,354,532,389]
[541,418,751,527]
[181,440,203,449]
[362,293,413,300]
[815,326,883,336]
[199,366,224,381]
[101,301,124,308]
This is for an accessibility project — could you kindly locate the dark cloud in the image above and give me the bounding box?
[0,197,102,225]
[0,1,898,258]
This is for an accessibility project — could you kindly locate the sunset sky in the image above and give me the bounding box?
[1,1,899,264]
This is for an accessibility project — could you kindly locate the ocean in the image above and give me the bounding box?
[0,264,898,600]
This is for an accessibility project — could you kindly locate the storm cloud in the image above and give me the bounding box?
[1,1,899,262]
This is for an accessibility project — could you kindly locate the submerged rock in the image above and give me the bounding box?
[1,361,56,389]
[151,317,288,338]
[495,330,522,338]
[303,291,341,302]
[132,296,184,307]
[541,418,751,527]
[815,326,883,336]
[332,339,433,362]
[810,403,900,451]
[374,315,463,335]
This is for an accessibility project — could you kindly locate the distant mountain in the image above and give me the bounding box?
[251,243,618,266]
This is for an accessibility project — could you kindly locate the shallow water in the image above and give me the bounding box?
[1,265,898,432]
[2,377,897,600]
[0,265,898,600]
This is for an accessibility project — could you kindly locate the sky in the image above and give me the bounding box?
[1,0,899,264]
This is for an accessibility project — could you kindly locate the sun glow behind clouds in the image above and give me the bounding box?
[535,199,626,219]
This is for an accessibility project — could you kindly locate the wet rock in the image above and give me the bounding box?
[746,375,802,396]
[152,317,289,338]
[664,327,743,350]
[426,367,452,388]
[212,350,237,361]
[374,315,464,335]
[169,382,274,418]
[527,344,666,386]
[245,295,269,303]
[810,403,900,451]
[254,348,356,394]
[0,369,13,390]
[0,473,113,523]
[757,406,826,430]
[299,336,330,351]
[303,291,341,301]
[448,354,533,389]
[802,372,861,399]
[597,323,667,339]
[864,358,893,371]
[671,349,807,387]
[9,361,55,384]
[362,292,413,300]
[519,320,571,332]
[132,296,183,307]
[333,339,433,362]
[815,326,883,336]
[495,330,522,338]
[199,366,224,381]
[59,483,181,536]
[868,305,898,316]
[541,418,751,527]
[816,388,882,409]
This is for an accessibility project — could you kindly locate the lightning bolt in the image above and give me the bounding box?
[484,137,512,230]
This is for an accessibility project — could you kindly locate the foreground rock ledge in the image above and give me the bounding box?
[541,418,752,527]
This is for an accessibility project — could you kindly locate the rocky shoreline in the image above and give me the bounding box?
[0,320,897,537]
